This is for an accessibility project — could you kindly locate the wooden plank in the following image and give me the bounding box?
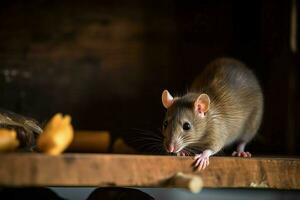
[0,153,299,189]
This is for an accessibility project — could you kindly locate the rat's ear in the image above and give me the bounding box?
[162,90,174,109]
[194,93,210,117]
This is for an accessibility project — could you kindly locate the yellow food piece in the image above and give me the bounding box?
[0,129,19,152]
[37,113,74,155]
[68,131,110,152]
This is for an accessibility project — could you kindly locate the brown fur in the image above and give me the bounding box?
[162,58,263,154]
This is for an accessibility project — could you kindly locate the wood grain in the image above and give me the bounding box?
[0,153,299,189]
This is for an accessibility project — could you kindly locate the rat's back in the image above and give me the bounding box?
[191,58,261,97]
[191,57,263,146]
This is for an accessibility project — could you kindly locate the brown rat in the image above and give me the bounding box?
[161,58,263,170]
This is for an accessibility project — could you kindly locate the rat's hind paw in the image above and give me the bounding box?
[232,151,252,158]
[193,154,210,170]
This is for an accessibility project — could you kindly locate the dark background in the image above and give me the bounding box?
[0,0,299,155]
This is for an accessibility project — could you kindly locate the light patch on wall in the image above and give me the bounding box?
[1,69,32,83]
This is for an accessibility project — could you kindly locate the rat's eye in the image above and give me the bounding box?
[183,122,191,131]
[163,120,168,129]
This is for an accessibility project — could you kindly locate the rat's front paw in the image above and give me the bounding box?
[193,153,210,170]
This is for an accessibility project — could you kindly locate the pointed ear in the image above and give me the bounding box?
[162,90,174,109]
[194,94,210,117]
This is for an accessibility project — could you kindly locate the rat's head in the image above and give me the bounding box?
[161,90,211,154]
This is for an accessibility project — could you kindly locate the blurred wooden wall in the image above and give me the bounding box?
[0,0,298,155]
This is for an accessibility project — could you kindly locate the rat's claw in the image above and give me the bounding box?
[194,154,202,160]
[193,153,210,170]
[232,151,252,158]
[177,151,186,156]
[242,151,251,157]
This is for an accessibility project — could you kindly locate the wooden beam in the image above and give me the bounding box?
[0,153,299,189]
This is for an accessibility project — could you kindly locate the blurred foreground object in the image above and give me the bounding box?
[0,187,64,200]
[37,113,74,155]
[87,187,155,200]
[0,129,19,152]
[0,109,42,150]
[165,172,203,193]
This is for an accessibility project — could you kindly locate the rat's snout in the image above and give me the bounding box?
[167,144,175,153]
[165,141,180,153]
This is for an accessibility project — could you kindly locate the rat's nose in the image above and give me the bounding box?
[167,144,175,153]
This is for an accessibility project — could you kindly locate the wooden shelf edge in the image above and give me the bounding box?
[0,153,299,190]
